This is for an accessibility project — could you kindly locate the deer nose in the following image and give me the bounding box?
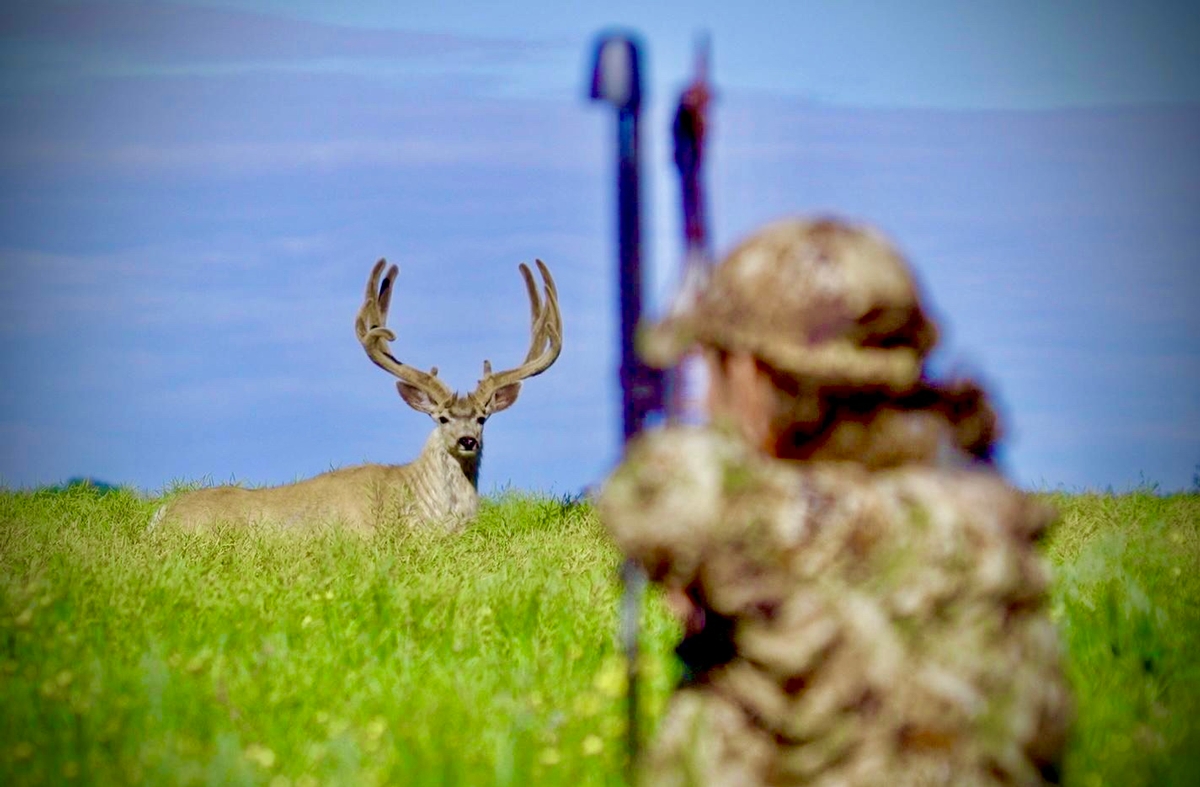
[458,436,478,452]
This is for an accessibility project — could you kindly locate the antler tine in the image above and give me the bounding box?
[476,260,563,399]
[355,258,453,402]
[354,259,389,341]
[528,259,562,363]
[518,263,550,364]
[519,259,562,370]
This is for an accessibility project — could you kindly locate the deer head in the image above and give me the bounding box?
[354,258,563,478]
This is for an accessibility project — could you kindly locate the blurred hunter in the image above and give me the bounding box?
[599,217,1073,786]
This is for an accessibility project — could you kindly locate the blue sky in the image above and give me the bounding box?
[1,0,1197,495]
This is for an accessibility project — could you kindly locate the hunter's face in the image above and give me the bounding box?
[703,347,774,452]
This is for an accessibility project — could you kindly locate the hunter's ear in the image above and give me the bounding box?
[397,381,439,415]
[488,382,522,414]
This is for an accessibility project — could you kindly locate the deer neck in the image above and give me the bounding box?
[452,442,481,489]
[404,430,481,525]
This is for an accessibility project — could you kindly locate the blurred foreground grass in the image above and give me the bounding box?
[1,484,1197,785]
[1040,490,1200,785]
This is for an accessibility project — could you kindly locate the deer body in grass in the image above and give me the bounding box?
[153,259,563,533]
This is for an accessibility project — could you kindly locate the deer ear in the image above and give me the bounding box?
[396,381,439,414]
[487,382,522,414]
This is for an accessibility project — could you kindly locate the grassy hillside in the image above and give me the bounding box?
[1,485,1197,785]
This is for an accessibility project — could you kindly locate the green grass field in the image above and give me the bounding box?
[2,484,1197,785]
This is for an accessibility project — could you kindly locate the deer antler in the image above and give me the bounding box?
[355,259,454,403]
[475,259,563,403]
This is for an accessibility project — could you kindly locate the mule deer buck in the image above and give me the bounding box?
[152,258,562,532]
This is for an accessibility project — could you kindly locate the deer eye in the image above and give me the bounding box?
[476,417,486,425]
[439,416,449,424]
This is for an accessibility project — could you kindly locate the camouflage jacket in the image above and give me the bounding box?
[600,425,1072,786]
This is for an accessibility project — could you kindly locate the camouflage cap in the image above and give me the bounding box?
[641,217,940,392]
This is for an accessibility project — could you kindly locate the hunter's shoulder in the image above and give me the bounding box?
[875,463,1057,544]
[731,461,1057,588]
[603,424,745,491]
[811,465,1061,607]
[623,423,747,466]
[598,426,780,581]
